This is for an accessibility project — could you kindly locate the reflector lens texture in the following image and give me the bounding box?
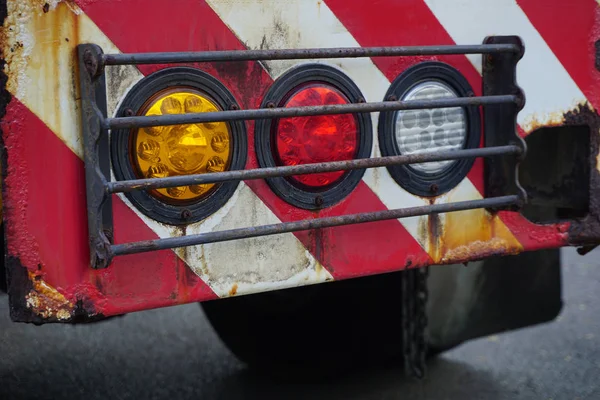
[395,81,466,174]
[274,85,358,187]
[133,89,231,203]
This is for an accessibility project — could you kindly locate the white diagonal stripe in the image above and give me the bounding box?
[423,0,589,132]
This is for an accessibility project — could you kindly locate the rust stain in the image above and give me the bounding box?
[229,283,238,296]
[438,206,522,264]
[25,270,74,320]
[522,102,596,136]
[440,237,517,264]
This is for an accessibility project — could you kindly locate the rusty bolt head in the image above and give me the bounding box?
[429,184,439,194]
[266,102,276,109]
[181,209,192,220]
[314,196,324,207]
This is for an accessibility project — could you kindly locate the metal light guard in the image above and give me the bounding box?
[77,37,526,269]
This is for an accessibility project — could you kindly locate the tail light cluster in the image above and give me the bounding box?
[112,61,479,222]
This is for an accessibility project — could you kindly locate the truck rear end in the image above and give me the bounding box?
[1,0,598,374]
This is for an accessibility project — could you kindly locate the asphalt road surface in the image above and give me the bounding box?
[1,247,599,400]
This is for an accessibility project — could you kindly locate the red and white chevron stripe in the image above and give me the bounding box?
[1,0,597,318]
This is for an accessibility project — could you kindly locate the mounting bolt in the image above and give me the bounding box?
[102,229,114,244]
[357,97,366,103]
[83,48,99,78]
[314,196,324,207]
[181,209,192,221]
[229,104,239,111]
[429,184,439,194]
[124,108,134,117]
[266,102,276,109]
[387,94,398,102]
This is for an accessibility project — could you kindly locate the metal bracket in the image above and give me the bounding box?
[483,35,527,211]
[78,44,113,269]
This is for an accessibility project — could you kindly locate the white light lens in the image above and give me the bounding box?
[395,81,467,174]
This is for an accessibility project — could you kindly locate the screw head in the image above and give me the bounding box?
[181,209,192,220]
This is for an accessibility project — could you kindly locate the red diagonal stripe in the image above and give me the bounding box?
[325,0,569,250]
[1,99,218,316]
[76,0,432,278]
[517,0,600,111]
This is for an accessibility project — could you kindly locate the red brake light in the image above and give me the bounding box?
[274,85,358,187]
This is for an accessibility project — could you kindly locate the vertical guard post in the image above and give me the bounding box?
[482,35,527,210]
[78,44,113,269]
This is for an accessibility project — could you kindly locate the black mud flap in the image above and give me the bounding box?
[427,249,561,351]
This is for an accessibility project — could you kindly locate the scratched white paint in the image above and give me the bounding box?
[423,0,588,132]
[206,0,492,255]
[3,1,331,296]
[2,1,119,158]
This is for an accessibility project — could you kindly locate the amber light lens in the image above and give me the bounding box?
[274,85,358,188]
[132,88,232,203]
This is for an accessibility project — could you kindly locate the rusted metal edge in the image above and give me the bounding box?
[6,255,107,324]
[565,104,600,245]
[111,195,520,257]
[0,0,10,293]
[107,145,522,193]
[105,94,518,129]
[102,43,520,66]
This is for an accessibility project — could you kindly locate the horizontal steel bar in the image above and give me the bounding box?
[107,145,521,194]
[103,44,519,66]
[106,95,517,130]
[111,195,520,257]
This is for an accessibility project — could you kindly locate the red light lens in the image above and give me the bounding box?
[274,85,358,187]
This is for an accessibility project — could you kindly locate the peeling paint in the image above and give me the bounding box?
[521,101,597,136]
[0,0,127,159]
[440,237,517,264]
[25,271,74,320]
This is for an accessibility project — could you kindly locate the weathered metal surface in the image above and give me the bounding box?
[565,104,600,245]
[78,43,113,269]
[102,43,520,66]
[111,196,520,257]
[482,36,527,210]
[108,145,522,194]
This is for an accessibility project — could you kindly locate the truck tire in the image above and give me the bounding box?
[202,250,561,373]
[202,271,406,375]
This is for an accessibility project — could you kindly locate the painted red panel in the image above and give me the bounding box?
[1,99,217,316]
